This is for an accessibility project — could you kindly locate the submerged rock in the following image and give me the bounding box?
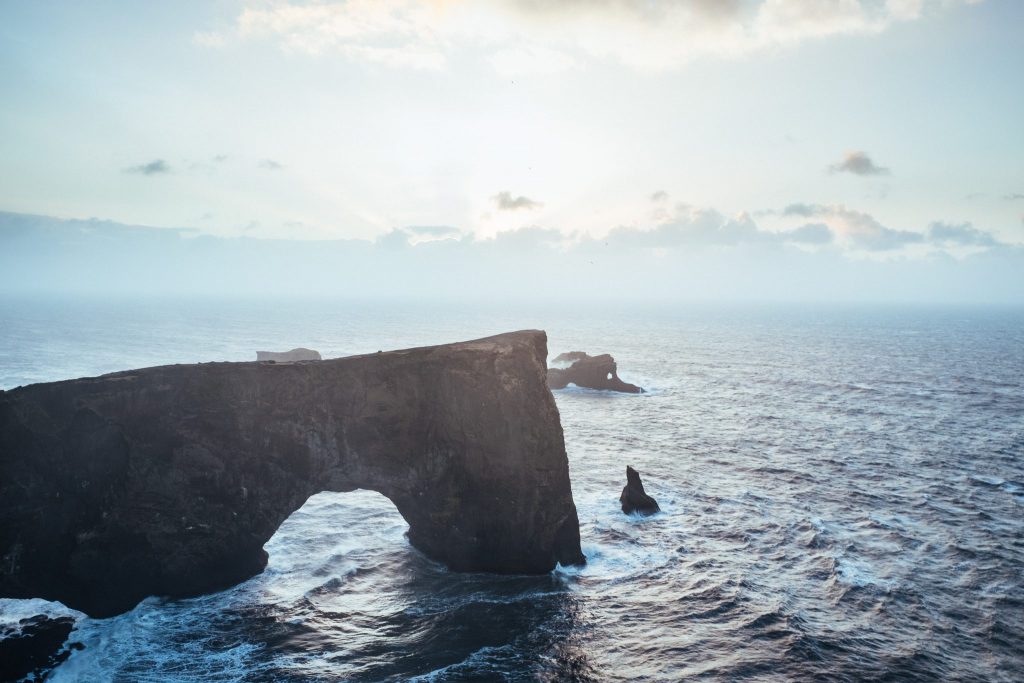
[256,347,321,362]
[620,466,660,515]
[0,615,83,682]
[547,352,643,393]
[0,330,585,618]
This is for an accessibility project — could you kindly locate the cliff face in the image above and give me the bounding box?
[0,330,584,618]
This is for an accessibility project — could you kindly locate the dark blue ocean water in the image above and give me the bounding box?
[2,298,1023,681]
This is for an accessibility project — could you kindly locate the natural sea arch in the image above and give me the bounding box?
[0,331,585,618]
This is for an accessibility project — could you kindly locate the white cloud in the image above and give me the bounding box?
[927,221,1000,247]
[828,150,890,176]
[231,0,448,69]
[492,191,543,211]
[782,203,921,250]
[196,0,984,71]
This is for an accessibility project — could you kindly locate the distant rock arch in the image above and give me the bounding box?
[0,331,585,617]
[547,352,643,393]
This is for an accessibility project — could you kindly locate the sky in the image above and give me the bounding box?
[1,0,1022,302]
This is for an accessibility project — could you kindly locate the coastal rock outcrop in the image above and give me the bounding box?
[0,331,585,618]
[620,466,660,515]
[0,615,82,682]
[256,348,321,362]
[548,352,643,393]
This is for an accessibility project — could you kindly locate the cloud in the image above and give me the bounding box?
[789,222,834,244]
[376,227,411,250]
[605,207,766,248]
[493,191,543,211]
[406,225,461,238]
[4,209,1019,305]
[124,159,171,176]
[782,203,819,217]
[259,158,284,170]
[779,204,1004,252]
[198,0,983,72]
[489,225,563,248]
[828,151,889,176]
[927,221,1000,247]
[1003,192,1024,201]
[608,202,1011,257]
[604,207,835,250]
[650,190,669,202]
[778,203,923,250]
[229,0,448,70]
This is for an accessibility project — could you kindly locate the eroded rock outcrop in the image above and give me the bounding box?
[256,348,321,362]
[620,466,660,515]
[548,352,643,393]
[0,331,584,618]
[0,615,83,682]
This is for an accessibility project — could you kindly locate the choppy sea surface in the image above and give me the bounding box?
[1,298,1023,682]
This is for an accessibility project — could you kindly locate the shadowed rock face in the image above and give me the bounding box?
[0,615,83,681]
[547,352,643,394]
[620,466,660,515]
[0,330,584,618]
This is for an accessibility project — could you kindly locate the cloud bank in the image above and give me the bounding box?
[2,209,1019,304]
[125,159,171,176]
[197,0,985,72]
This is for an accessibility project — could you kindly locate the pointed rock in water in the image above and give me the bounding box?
[620,466,660,515]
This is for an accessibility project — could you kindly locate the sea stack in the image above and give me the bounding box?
[547,352,643,393]
[620,466,660,515]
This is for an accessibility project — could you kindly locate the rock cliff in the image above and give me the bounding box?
[0,330,584,618]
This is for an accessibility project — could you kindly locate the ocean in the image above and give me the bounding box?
[1,297,1022,681]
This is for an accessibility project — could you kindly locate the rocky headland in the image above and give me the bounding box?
[0,330,585,618]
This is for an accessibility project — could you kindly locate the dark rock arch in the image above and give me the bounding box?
[0,331,585,618]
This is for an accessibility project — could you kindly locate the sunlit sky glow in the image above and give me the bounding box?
[1,1,1022,302]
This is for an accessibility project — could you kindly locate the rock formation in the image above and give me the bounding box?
[620,466,660,515]
[0,331,585,618]
[0,615,83,682]
[256,347,321,362]
[547,352,643,393]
